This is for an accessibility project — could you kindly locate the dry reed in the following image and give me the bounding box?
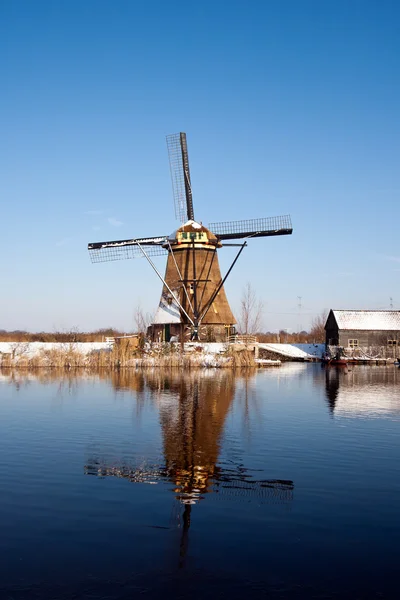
[0,341,265,370]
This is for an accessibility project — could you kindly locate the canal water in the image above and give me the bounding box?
[0,365,399,599]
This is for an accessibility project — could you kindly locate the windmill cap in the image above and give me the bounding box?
[168,220,218,243]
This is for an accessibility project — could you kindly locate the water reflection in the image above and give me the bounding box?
[324,367,340,414]
[0,368,99,390]
[84,370,294,565]
[324,365,400,417]
[2,366,400,597]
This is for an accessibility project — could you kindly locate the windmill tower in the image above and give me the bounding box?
[88,133,293,341]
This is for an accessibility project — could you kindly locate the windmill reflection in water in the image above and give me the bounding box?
[84,371,294,565]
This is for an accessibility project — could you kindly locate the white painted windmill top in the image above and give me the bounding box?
[332,310,400,331]
[168,220,212,241]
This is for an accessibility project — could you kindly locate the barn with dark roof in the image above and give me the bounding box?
[325,310,400,353]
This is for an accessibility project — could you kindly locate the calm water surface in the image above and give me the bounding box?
[0,365,399,599]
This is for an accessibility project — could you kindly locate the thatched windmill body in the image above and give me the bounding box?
[88,133,293,341]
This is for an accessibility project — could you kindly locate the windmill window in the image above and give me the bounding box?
[388,340,397,346]
[348,339,359,348]
[182,232,188,239]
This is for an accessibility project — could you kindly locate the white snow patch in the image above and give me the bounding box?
[0,341,111,358]
[258,343,324,360]
[184,220,202,229]
[182,342,227,354]
[201,354,220,368]
[198,342,227,354]
[168,220,203,241]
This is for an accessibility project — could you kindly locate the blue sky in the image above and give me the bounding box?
[1,0,399,333]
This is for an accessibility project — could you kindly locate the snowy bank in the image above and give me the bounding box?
[258,343,324,360]
[0,341,111,358]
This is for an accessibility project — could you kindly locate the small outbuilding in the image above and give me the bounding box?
[325,310,400,352]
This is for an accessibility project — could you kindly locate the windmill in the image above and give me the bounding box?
[88,133,293,342]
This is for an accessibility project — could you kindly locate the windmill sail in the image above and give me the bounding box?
[88,236,168,263]
[167,132,194,223]
[208,215,292,240]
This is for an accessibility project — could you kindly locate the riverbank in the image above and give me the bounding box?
[0,341,281,369]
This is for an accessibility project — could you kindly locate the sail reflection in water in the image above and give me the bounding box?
[85,370,293,560]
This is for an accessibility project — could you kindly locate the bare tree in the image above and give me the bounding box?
[9,341,30,362]
[310,310,329,342]
[134,304,153,335]
[237,282,264,335]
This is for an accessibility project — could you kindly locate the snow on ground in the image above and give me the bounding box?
[185,342,227,354]
[185,341,325,360]
[258,343,324,360]
[185,342,325,359]
[0,341,111,357]
[0,341,325,361]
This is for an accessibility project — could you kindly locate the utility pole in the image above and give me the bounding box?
[297,296,302,334]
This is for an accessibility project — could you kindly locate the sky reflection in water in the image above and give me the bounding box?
[0,365,399,599]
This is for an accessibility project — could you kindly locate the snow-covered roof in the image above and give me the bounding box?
[168,220,217,242]
[331,310,400,331]
[184,219,202,230]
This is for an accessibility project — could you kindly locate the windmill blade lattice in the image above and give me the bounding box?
[212,479,294,504]
[84,459,294,505]
[209,215,292,240]
[167,133,194,223]
[88,236,168,263]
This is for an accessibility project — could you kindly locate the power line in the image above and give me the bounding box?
[264,311,314,315]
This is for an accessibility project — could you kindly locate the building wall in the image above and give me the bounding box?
[325,311,339,345]
[338,329,400,348]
